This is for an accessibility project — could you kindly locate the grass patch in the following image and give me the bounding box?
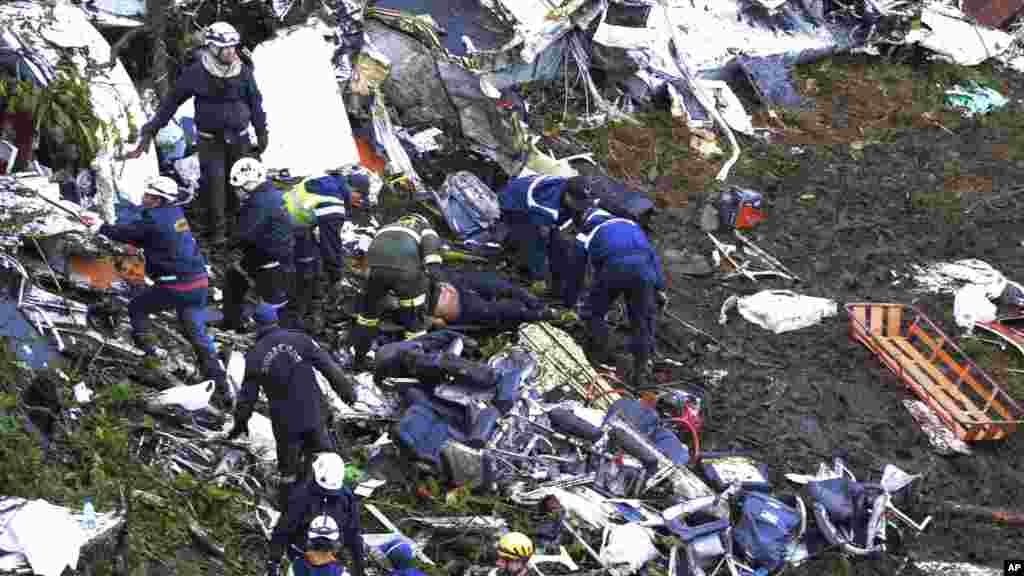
[0,345,264,574]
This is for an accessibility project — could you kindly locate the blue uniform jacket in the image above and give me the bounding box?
[270,479,364,576]
[567,209,663,304]
[237,326,356,437]
[142,60,267,137]
[236,180,294,268]
[98,206,207,283]
[498,175,568,226]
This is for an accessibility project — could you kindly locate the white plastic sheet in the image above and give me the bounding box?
[251,23,360,176]
[725,290,838,333]
[150,380,214,411]
[0,499,85,576]
[599,523,658,576]
[953,283,997,331]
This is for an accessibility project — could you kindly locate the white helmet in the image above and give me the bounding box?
[307,514,340,544]
[205,22,240,49]
[144,176,179,202]
[311,452,345,491]
[230,157,266,192]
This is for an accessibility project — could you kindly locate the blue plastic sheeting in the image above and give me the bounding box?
[0,298,58,369]
[736,54,806,109]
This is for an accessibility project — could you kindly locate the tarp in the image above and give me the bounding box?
[251,21,361,176]
[0,1,159,213]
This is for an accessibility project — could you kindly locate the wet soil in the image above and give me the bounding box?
[641,67,1024,571]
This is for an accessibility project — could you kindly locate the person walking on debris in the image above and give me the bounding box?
[221,158,296,330]
[79,177,226,390]
[376,538,425,576]
[279,171,368,327]
[347,213,442,369]
[497,174,588,299]
[427,270,578,329]
[490,532,534,576]
[566,206,668,389]
[227,304,356,508]
[267,452,365,576]
[125,21,268,246]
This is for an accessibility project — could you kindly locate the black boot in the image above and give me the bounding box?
[438,354,497,389]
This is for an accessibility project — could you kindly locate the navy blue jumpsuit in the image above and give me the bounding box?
[223,179,295,330]
[567,208,663,383]
[270,479,365,576]
[98,206,225,385]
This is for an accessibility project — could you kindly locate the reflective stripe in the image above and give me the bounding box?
[260,261,281,270]
[576,216,636,251]
[423,254,443,265]
[404,330,427,340]
[377,225,419,243]
[314,204,347,218]
[296,257,317,263]
[157,275,178,282]
[421,229,438,238]
[398,294,426,307]
[527,175,560,221]
[356,315,379,327]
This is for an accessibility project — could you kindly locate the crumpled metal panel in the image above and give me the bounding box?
[515,322,623,411]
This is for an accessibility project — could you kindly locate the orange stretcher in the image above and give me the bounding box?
[847,303,1024,442]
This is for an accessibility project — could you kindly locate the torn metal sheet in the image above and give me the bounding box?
[0,1,158,210]
[904,3,1014,66]
[251,21,360,177]
[407,516,508,533]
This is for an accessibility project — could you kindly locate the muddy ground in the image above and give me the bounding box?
[635,61,1024,570]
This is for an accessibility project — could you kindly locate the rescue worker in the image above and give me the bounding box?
[347,213,442,369]
[222,157,295,331]
[267,452,365,576]
[377,538,425,576]
[491,532,534,576]
[566,206,668,389]
[427,271,577,329]
[280,172,367,325]
[497,174,587,300]
[126,21,268,245]
[227,304,356,508]
[79,177,225,390]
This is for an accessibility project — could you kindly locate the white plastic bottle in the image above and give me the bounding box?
[82,497,97,530]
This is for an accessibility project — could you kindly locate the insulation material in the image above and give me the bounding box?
[599,523,658,576]
[954,284,998,330]
[909,259,1009,297]
[726,290,838,334]
[0,499,86,576]
[251,22,360,176]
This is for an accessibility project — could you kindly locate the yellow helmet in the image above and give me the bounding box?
[496,532,534,561]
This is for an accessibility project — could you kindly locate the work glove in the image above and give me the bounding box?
[256,129,269,155]
[657,290,669,310]
[79,212,103,234]
[265,559,280,576]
